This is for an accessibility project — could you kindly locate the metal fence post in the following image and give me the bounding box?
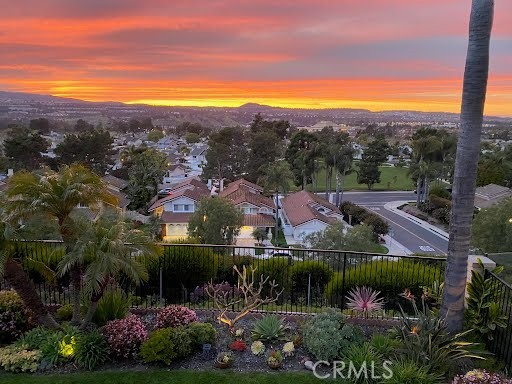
[340,252,347,310]
[159,267,163,307]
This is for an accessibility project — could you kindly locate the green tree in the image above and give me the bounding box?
[356,137,389,190]
[188,198,243,245]
[3,128,49,170]
[185,132,200,144]
[285,130,318,189]
[304,222,380,253]
[147,129,164,142]
[55,129,113,174]
[203,127,248,182]
[250,113,290,140]
[258,160,295,243]
[441,0,494,333]
[58,213,157,328]
[476,156,508,186]
[247,130,281,183]
[127,149,167,210]
[74,119,94,132]
[4,164,116,323]
[29,118,50,134]
[471,198,512,253]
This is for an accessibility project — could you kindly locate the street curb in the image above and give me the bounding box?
[384,201,450,240]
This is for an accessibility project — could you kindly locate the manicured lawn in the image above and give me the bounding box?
[0,370,324,384]
[308,165,414,192]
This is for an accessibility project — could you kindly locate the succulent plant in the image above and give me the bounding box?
[345,286,384,315]
[251,340,265,356]
[282,341,295,357]
[267,349,283,368]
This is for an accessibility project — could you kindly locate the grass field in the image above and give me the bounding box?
[0,370,324,384]
[307,165,413,192]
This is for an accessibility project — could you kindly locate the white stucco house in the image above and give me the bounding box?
[148,178,210,241]
[280,190,343,244]
[219,179,275,245]
[162,164,195,184]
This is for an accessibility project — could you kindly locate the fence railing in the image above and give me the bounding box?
[485,269,512,373]
[0,241,447,319]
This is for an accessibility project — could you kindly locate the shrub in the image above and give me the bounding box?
[91,286,130,326]
[363,213,390,236]
[303,309,364,361]
[185,322,215,347]
[326,260,443,311]
[17,327,55,350]
[251,315,289,341]
[430,195,451,211]
[0,290,33,344]
[451,370,512,384]
[340,342,383,384]
[429,186,450,200]
[103,314,148,359]
[55,304,73,322]
[155,305,198,329]
[140,327,192,365]
[396,300,483,376]
[384,358,440,384]
[289,261,333,298]
[154,246,220,301]
[0,345,42,373]
[38,326,80,366]
[74,330,109,370]
[369,333,399,358]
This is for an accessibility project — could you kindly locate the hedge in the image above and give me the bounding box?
[325,259,444,310]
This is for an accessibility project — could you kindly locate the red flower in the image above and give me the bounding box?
[229,340,247,352]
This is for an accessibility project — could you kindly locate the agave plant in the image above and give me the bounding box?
[345,286,384,316]
[251,314,289,341]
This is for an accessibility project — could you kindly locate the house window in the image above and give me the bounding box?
[173,204,182,211]
[184,204,191,211]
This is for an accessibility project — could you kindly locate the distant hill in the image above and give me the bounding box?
[1,91,511,125]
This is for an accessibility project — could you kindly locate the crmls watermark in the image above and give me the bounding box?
[312,360,394,380]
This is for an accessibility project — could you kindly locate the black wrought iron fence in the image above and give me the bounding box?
[485,269,512,372]
[1,241,447,319]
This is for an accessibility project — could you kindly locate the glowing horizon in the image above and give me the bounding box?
[1,1,512,117]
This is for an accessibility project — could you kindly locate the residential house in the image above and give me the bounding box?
[280,190,343,244]
[474,184,512,209]
[219,179,275,244]
[187,144,208,171]
[101,175,130,215]
[148,178,210,241]
[162,163,194,184]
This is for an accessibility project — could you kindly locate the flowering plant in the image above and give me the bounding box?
[251,340,265,356]
[452,370,512,384]
[103,314,148,359]
[229,340,247,352]
[233,328,245,340]
[282,341,295,357]
[155,305,198,329]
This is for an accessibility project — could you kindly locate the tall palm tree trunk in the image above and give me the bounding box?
[416,178,422,206]
[4,259,59,329]
[274,190,279,245]
[441,0,494,333]
[335,172,341,206]
[81,282,108,329]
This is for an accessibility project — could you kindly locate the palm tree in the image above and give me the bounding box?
[258,160,295,245]
[335,145,354,206]
[441,0,494,333]
[58,213,158,328]
[4,164,116,323]
[0,206,59,328]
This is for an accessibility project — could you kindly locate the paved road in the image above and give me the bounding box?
[334,191,449,256]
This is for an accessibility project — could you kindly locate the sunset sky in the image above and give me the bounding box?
[1,1,512,115]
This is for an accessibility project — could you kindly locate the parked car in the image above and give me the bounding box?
[157,188,173,198]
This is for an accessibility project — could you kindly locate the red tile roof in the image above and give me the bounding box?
[281,190,341,227]
[243,214,274,227]
[220,178,263,197]
[160,211,193,224]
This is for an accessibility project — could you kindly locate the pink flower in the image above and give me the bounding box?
[103,314,148,359]
[155,305,198,329]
